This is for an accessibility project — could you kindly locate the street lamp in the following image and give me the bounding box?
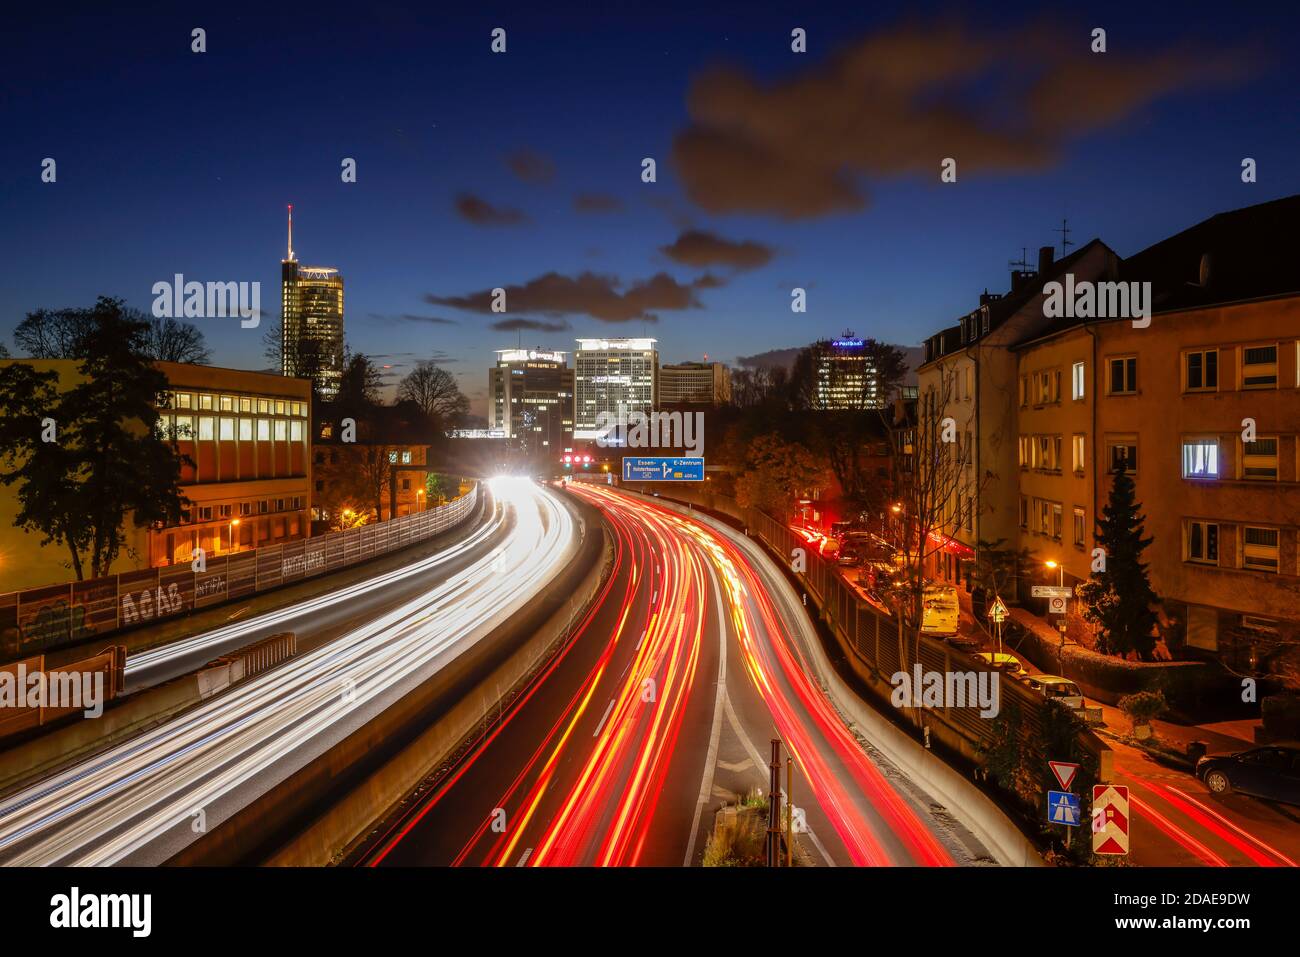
[1045,559,1063,587]
[228,518,240,552]
[417,488,425,512]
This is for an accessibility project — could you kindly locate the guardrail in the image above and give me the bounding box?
[0,485,478,664]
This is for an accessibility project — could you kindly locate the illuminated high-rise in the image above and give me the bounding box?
[280,205,345,399]
[814,330,882,409]
[488,348,574,455]
[573,337,658,440]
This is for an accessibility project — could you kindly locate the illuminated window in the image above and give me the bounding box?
[275,400,286,415]
[198,416,215,440]
[1073,507,1086,547]
[175,393,193,410]
[1072,434,1086,474]
[401,450,412,464]
[198,394,214,410]
[257,398,270,414]
[218,417,235,441]
[290,420,303,442]
[238,418,252,441]
[274,419,287,441]
[174,414,194,439]
[239,396,252,413]
[219,395,234,411]
[1182,439,1219,479]
[257,419,270,441]
[1072,361,1085,400]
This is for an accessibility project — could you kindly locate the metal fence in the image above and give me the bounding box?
[0,485,478,664]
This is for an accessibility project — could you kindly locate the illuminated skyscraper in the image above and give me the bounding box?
[573,337,658,439]
[488,348,574,455]
[814,330,882,409]
[280,205,345,399]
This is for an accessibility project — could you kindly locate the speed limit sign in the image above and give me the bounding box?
[1049,596,1069,615]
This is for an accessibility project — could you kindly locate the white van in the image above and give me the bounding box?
[920,585,959,637]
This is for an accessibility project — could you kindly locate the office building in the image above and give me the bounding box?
[280,205,345,399]
[573,337,658,440]
[488,349,574,455]
[813,332,885,409]
[658,361,731,406]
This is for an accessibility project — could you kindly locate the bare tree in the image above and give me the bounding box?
[13,307,97,357]
[143,317,211,364]
[396,360,469,428]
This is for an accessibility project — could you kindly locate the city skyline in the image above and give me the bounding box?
[4,3,1298,418]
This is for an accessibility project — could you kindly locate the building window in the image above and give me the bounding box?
[1018,436,1029,469]
[219,504,233,518]
[257,398,270,414]
[290,420,304,442]
[174,392,193,410]
[1182,438,1219,479]
[198,506,213,521]
[218,417,235,441]
[257,419,271,441]
[1038,499,1050,534]
[1072,434,1086,474]
[401,450,412,464]
[1018,376,1029,407]
[1052,504,1063,540]
[1242,437,1279,480]
[1184,350,1218,391]
[240,502,251,516]
[1108,356,1137,394]
[1108,441,1138,473]
[1019,496,1029,529]
[273,419,287,441]
[198,416,215,440]
[1187,520,1219,565]
[198,394,214,411]
[275,400,287,415]
[1241,345,1278,389]
[238,418,252,441]
[174,415,193,439]
[388,451,398,464]
[1073,507,1086,547]
[239,396,252,413]
[1072,361,1085,401]
[402,478,411,491]
[219,395,234,411]
[1243,526,1279,572]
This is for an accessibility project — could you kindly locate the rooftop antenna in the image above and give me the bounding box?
[287,204,296,262]
[1054,216,1074,257]
[1008,247,1031,272]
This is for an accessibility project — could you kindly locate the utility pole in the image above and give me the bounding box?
[767,739,783,867]
[785,757,794,867]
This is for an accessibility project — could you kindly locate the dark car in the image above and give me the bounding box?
[1195,744,1300,807]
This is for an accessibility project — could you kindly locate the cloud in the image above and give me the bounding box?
[574,193,624,213]
[455,193,529,226]
[490,318,572,332]
[661,229,774,270]
[673,19,1249,218]
[425,270,719,323]
[506,149,556,184]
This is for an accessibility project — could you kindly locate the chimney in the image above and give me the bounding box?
[1038,245,1054,276]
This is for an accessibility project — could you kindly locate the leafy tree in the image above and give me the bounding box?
[0,297,189,579]
[1077,463,1158,659]
[396,360,469,430]
[733,433,827,519]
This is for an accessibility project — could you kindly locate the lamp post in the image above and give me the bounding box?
[228,518,240,552]
[417,488,425,512]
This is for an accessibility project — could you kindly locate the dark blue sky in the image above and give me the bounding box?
[3,1,1297,413]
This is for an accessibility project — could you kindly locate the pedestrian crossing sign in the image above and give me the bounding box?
[1047,789,1080,826]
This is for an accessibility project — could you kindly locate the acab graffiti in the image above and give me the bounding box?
[121,583,186,624]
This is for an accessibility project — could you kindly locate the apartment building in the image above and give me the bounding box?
[1010,196,1300,674]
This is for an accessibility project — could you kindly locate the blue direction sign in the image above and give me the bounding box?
[622,457,705,482]
[1047,790,1081,826]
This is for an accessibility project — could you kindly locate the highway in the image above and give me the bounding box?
[0,478,577,866]
[363,483,997,867]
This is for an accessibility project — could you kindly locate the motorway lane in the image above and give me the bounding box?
[0,478,577,866]
[125,492,500,691]
[366,484,994,867]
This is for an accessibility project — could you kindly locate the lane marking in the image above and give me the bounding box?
[593,699,617,738]
[516,847,533,866]
[683,563,729,867]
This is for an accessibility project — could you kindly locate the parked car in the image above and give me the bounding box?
[1196,744,1300,807]
[920,585,959,637]
[975,652,1024,674]
[838,548,859,567]
[1023,674,1084,708]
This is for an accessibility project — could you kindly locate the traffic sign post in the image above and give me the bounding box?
[1047,790,1081,851]
[987,596,1008,657]
[1031,585,1073,599]
[621,457,705,482]
[1049,761,1080,791]
[1092,784,1130,855]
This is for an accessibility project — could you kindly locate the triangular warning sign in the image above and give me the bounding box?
[1049,761,1079,790]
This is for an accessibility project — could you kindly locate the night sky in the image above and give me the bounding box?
[3,1,1297,415]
